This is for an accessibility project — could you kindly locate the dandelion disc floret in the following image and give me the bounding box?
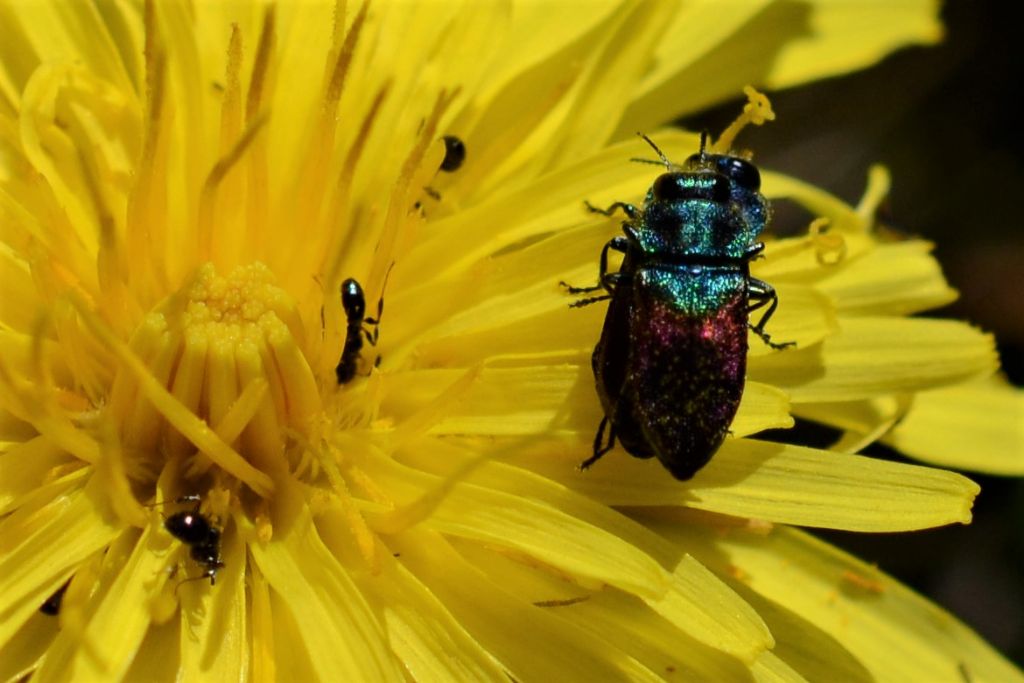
[117,262,315,494]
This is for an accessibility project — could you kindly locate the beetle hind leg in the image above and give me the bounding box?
[579,417,616,471]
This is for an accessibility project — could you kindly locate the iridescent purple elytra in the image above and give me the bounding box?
[563,134,793,480]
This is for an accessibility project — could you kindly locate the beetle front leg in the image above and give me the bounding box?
[584,200,638,220]
[748,278,795,350]
[560,235,628,295]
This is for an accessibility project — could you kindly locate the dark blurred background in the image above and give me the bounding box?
[684,0,1024,667]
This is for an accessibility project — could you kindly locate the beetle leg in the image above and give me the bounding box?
[561,236,628,294]
[568,273,621,307]
[584,200,638,220]
[748,279,796,350]
[579,416,616,470]
[745,241,765,260]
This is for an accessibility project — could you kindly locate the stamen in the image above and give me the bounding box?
[324,0,370,117]
[371,87,459,290]
[808,218,846,266]
[323,82,391,289]
[130,3,170,298]
[197,113,268,259]
[247,5,275,122]
[710,86,775,154]
[856,164,892,227]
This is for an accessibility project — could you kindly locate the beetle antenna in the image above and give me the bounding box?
[636,132,673,170]
[628,157,666,166]
[699,130,709,161]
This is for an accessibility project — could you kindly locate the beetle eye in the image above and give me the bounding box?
[714,156,761,191]
[652,173,685,201]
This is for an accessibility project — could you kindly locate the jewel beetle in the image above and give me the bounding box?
[564,134,793,480]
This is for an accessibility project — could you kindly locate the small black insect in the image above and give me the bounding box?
[440,135,466,172]
[334,278,383,384]
[163,495,225,586]
[564,133,793,480]
[39,578,71,616]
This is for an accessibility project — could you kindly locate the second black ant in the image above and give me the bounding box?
[152,495,225,586]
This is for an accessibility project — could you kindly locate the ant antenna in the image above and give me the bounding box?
[144,494,201,508]
[174,569,219,593]
[637,132,673,170]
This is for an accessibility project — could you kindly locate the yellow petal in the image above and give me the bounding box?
[454,535,767,676]
[647,554,772,663]
[0,476,120,647]
[793,396,904,455]
[386,366,789,439]
[762,1,942,89]
[123,619,181,682]
[884,375,1024,476]
[510,438,978,532]
[752,652,808,683]
[738,584,871,683]
[817,240,957,316]
[649,518,1024,683]
[538,2,681,164]
[393,529,668,681]
[365,556,507,681]
[383,445,774,661]
[0,436,76,514]
[621,1,940,135]
[0,606,56,682]
[398,131,697,285]
[362,453,670,599]
[750,317,997,402]
[746,284,838,357]
[35,527,164,680]
[176,529,248,681]
[246,492,403,682]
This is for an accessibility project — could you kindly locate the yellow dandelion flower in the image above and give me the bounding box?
[0,1,1020,682]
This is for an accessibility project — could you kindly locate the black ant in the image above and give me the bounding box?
[416,135,467,209]
[39,578,71,616]
[335,267,392,384]
[439,135,466,172]
[153,495,225,586]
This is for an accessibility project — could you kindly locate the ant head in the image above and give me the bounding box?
[340,278,366,319]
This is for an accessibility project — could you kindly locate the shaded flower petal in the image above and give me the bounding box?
[509,439,978,531]
[245,491,403,680]
[645,515,1024,683]
[817,240,958,316]
[884,375,1024,476]
[0,476,119,645]
[621,0,941,135]
[750,317,997,402]
[34,528,165,680]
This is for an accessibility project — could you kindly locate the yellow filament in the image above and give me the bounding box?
[711,86,776,155]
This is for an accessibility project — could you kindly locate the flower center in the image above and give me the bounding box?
[119,262,319,493]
